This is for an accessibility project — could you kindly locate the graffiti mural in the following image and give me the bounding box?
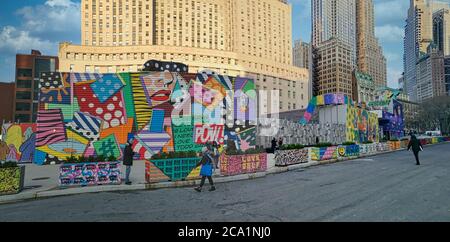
[346,106,379,143]
[1,69,257,174]
[360,143,377,155]
[220,153,267,176]
[311,146,338,161]
[275,149,309,166]
[299,93,379,144]
[337,145,360,157]
[59,162,121,186]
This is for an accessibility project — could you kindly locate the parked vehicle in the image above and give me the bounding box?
[425,131,441,137]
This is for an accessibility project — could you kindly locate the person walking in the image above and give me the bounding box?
[407,134,423,166]
[194,147,216,192]
[123,140,135,185]
[271,138,277,153]
[278,137,283,149]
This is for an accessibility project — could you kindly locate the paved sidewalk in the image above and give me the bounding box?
[0,160,147,203]
[1,141,448,204]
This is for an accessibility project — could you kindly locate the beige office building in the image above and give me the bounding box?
[356,0,387,88]
[311,0,356,99]
[59,0,309,112]
[314,38,354,98]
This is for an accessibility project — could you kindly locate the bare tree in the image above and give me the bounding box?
[418,96,450,135]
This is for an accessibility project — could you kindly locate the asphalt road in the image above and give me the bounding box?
[1,143,450,222]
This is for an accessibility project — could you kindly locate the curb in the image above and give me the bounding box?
[1,141,449,205]
[0,192,36,204]
[36,184,147,199]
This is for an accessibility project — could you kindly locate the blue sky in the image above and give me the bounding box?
[0,0,409,88]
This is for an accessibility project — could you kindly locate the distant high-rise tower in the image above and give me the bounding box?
[311,0,357,99]
[356,0,387,88]
[403,0,450,102]
[293,40,310,69]
[312,0,357,60]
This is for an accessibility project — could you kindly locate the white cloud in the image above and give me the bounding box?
[0,0,80,83]
[15,0,80,42]
[387,67,402,89]
[384,51,402,63]
[375,25,404,44]
[0,26,55,54]
[45,0,79,8]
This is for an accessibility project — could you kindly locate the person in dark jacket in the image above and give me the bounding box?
[278,137,283,149]
[271,138,277,153]
[194,147,215,192]
[123,140,135,185]
[407,135,423,165]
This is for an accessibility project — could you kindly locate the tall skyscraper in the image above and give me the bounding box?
[356,0,387,88]
[403,0,450,102]
[433,8,450,55]
[60,0,309,112]
[293,40,310,69]
[312,0,357,60]
[311,0,357,98]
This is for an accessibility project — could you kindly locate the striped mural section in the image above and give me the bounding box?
[118,73,137,129]
[36,109,67,147]
[130,73,152,130]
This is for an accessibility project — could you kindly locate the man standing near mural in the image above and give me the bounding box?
[123,139,135,185]
[271,138,277,153]
[407,135,423,166]
[194,147,216,192]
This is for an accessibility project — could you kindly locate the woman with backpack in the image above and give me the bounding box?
[194,147,216,192]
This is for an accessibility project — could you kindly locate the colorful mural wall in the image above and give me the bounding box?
[300,93,353,125]
[0,124,36,163]
[274,149,309,166]
[0,71,257,166]
[219,153,267,176]
[346,105,379,143]
[311,146,338,161]
[59,162,121,186]
[380,99,404,139]
[299,93,379,144]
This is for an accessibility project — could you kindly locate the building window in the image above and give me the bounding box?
[16,91,32,100]
[15,102,31,111]
[16,80,32,89]
[17,69,32,78]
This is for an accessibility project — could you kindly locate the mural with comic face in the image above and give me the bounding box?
[1,70,258,182]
